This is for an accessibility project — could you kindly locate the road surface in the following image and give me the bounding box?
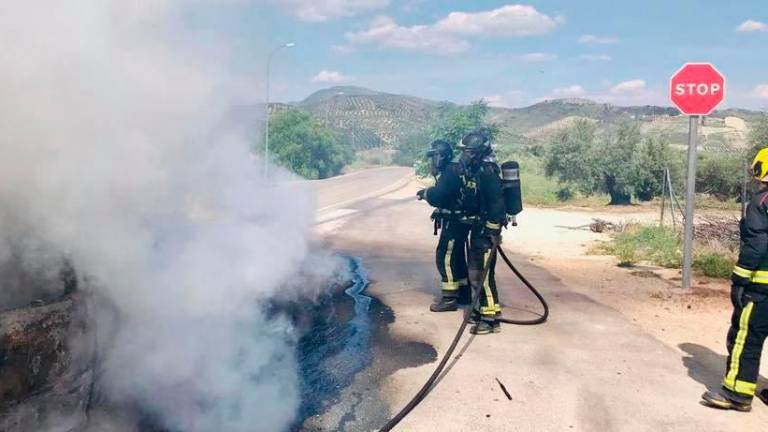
[310,167,766,432]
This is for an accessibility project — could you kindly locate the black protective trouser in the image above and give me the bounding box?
[467,225,500,319]
[722,285,768,399]
[435,219,470,299]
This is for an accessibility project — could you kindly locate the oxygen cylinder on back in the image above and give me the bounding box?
[501,161,523,217]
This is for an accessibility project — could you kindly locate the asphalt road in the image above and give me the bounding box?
[311,168,766,432]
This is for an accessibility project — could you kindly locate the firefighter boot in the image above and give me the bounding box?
[701,389,752,412]
[430,297,458,312]
[470,317,500,335]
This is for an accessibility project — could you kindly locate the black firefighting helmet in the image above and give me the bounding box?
[426,139,453,174]
[458,131,491,161]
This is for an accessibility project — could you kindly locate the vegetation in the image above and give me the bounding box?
[392,100,499,177]
[748,115,768,155]
[428,100,500,144]
[594,224,736,279]
[265,108,353,179]
[543,120,670,205]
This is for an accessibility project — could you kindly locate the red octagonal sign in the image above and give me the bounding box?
[669,63,726,116]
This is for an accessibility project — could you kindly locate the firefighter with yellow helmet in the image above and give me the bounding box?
[702,148,768,411]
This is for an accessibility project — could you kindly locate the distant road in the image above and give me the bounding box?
[310,166,414,213]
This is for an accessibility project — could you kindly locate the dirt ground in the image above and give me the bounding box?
[511,205,767,396]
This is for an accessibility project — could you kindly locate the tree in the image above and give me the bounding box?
[429,100,500,144]
[544,119,600,196]
[544,120,671,205]
[394,99,500,177]
[748,115,768,156]
[265,108,353,179]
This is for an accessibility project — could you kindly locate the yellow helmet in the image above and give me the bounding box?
[753,148,768,182]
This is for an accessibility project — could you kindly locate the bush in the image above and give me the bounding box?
[612,225,681,267]
[544,121,672,205]
[693,254,734,278]
[696,153,743,201]
[265,108,353,179]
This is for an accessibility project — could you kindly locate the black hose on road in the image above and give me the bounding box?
[377,245,549,431]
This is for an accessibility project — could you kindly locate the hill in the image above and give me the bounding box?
[275,86,765,152]
[295,86,443,150]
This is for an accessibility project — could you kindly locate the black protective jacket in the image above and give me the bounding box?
[733,189,768,289]
[424,162,463,212]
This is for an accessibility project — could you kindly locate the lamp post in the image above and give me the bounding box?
[264,42,295,176]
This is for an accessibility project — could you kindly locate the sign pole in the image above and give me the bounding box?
[682,115,699,289]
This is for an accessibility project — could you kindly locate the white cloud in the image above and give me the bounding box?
[434,5,561,37]
[551,85,587,98]
[273,0,389,22]
[752,84,768,100]
[578,34,619,44]
[580,54,612,62]
[595,79,663,105]
[346,16,468,54]
[311,70,354,83]
[346,5,560,54]
[610,79,646,94]
[522,52,558,62]
[737,19,768,32]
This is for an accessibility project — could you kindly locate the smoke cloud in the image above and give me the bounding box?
[0,1,332,430]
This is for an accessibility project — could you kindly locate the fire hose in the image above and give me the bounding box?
[377,244,549,432]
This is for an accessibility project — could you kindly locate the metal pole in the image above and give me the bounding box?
[742,160,749,218]
[264,53,272,176]
[682,116,699,289]
[660,168,667,227]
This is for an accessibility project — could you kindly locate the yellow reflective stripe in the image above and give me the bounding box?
[445,239,455,284]
[733,265,754,279]
[732,265,754,279]
[480,306,496,315]
[734,380,757,395]
[441,281,459,291]
[482,250,496,315]
[724,302,755,395]
[494,304,502,313]
[751,270,768,284]
[485,222,500,229]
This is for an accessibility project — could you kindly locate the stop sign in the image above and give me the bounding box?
[669,63,726,115]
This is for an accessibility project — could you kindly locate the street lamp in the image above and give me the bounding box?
[264,42,296,176]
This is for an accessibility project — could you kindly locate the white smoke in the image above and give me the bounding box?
[0,1,332,430]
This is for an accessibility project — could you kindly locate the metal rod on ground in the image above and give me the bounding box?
[660,168,667,227]
[669,168,685,227]
[682,115,700,289]
[667,169,678,229]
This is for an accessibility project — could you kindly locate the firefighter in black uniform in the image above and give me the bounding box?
[457,131,506,335]
[702,148,768,411]
[417,140,471,312]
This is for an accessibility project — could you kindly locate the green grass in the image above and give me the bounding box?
[593,224,736,278]
[693,254,734,278]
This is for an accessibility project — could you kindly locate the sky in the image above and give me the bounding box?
[186,1,768,109]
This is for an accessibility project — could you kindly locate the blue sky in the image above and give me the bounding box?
[188,1,768,109]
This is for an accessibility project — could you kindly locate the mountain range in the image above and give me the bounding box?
[263,86,765,152]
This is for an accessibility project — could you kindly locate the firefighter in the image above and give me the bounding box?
[417,140,471,312]
[456,131,506,335]
[702,148,768,412]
